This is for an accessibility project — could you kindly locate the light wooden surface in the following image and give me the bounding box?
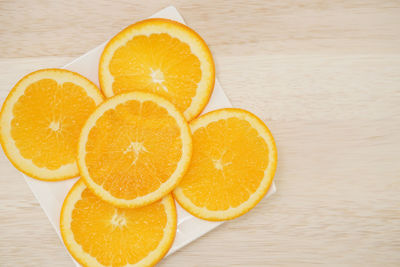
[1,1,400,266]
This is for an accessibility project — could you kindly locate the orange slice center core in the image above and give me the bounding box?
[49,121,60,132]
[110,210,127,227]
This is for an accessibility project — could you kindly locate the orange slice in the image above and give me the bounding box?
[61,179,176,267]
[99,18,215,121]
[173,108,277,221]
[0,69,104,181]
[78,91,192,208]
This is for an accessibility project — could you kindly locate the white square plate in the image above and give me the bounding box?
[20,6,276,266]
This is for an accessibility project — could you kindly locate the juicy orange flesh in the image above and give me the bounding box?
[180,117,269,211]
[71,187,167,266]
[85,100,182,199]
[11,79,97,170]
[110,33,201,113]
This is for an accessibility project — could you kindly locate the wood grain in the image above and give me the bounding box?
[0,1,399,266]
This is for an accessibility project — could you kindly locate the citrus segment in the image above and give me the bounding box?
[173,108,277,220]
[0,69,104,180]
[61,179,176,267]
[99,18,215,121]
[78,92,192,208]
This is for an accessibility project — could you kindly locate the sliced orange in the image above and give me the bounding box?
[61,179,176,267]
[99,18,215,121]
[173,108,277,221]
[78,91,192,208]
[0,69,104,181]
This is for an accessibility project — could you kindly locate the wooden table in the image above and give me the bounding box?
[1,1,399,266]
